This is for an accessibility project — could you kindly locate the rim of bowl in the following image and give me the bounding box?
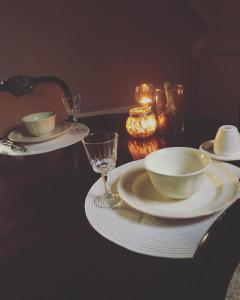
[144,147,211,177]
[22,112,56,122]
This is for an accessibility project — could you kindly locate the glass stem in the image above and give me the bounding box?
[73,115,78,127]
[102,173,112,197]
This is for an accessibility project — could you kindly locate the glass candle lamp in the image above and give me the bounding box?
[126,107,157,138]
[135,83,155,107]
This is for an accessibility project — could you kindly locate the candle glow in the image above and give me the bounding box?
[139,97,153,107]
[128,137,159,160]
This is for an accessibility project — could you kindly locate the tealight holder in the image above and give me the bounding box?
[126,107,157,138]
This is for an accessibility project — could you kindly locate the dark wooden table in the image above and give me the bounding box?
[0,113,235,300]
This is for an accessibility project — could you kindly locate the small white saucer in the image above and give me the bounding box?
[117,160,239,219]
[8,122,73,143]
[200,140,240,161]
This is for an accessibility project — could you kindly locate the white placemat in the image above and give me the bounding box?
[0,123,89,156]
[85,160,239,259]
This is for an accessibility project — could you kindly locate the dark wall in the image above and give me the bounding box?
[0,0,206,112]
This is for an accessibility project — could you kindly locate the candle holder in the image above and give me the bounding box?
[126,107,157,138]
[135,83,155,107]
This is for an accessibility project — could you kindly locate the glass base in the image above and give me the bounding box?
[93,193,122,208]
[70,124,86,135]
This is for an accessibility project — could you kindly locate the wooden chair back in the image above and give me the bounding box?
[0,75,71,139]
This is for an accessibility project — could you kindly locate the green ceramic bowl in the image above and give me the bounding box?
[22,112,56,137]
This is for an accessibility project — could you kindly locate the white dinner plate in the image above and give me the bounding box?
[8,122,73,143]
[117,160,239,219]
[200,140,240,161]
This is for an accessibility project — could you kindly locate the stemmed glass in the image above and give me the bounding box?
[61,93,82,133]
[82,131,121,207]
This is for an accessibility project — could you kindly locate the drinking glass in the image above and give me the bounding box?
[82,131,121,207]
[157,82,184,133]
[61,93,82,133]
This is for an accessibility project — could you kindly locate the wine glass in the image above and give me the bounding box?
[82,131,121,207]
[61,93,82,133]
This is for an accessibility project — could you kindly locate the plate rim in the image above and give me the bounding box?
[8,122,73,143]
[117,160,239,219]
[200,140,240,161]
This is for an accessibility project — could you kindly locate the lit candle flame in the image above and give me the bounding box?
[139,97,153,106]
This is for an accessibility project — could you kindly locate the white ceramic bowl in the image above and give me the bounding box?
[144,147,211,199]
[214,125,240,156]
[22,112,56,137]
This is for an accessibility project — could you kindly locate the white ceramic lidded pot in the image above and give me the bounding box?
[214,125,240,156]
